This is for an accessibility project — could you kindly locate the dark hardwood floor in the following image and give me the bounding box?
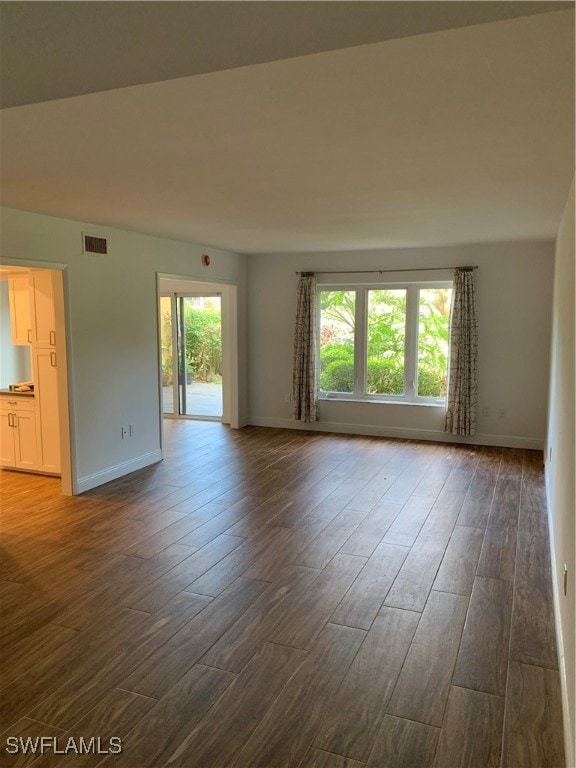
[0,421,565,767]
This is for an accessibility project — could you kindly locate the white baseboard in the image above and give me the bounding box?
[246,416,544,450]
[545,467,575,768]
[74,449,163,494]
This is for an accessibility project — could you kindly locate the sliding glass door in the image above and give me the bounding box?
[160,296,176,415]
[160,294,223,420]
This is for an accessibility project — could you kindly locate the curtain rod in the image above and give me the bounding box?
[295,266,478,275]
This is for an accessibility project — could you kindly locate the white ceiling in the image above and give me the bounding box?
[1,1,570,108]
[1,4,574,255]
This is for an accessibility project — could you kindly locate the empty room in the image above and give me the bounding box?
[0,2,574,767]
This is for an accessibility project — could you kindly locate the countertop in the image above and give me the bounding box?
[0,388,35,398]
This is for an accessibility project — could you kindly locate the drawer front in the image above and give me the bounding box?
[0,397,36,412]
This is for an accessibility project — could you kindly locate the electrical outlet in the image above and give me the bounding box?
[284,394,292,404]
[499,408,507,418]
[482,406,490,417]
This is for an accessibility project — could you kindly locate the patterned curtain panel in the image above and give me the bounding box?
[292,273,319,423]
[445,268,478,436]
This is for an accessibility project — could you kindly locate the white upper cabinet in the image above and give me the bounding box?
[8,277,32,345]
[8,271,56,347]
[30,270,56,347]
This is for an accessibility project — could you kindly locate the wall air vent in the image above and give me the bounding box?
[82,233,108,255]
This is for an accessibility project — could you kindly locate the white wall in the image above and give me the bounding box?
[546,179,575,768]
[0,281,32,388]
[0,207,246,492]
[247,241,554,448]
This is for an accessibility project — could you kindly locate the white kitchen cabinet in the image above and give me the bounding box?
[8,278,32,345]
[7,271,57,348]
[0,406,15,465]
[0,398,37,471]
[34,348,61,474]
[30,270,56,348]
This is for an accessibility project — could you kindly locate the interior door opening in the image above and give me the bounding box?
[160,293,223,421]
[0,262,72,494]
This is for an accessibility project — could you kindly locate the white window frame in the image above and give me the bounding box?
[318,281,452,405]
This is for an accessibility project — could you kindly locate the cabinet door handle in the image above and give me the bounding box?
[27,329,32,343]
[50,330,56,346]
[50,351,57,367]
[8,413,14,427]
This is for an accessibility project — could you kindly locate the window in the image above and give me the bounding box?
[319,283,452,403]
[367,289,406,396]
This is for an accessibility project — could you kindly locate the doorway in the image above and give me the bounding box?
[160,293,223,420]
[0,263,72,494]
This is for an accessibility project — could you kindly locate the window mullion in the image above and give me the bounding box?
[354,289,367,398]
[405,286,418,401]
[316,289,322,392]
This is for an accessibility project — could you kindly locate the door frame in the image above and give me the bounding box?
[0,258,73,495]
[156,275,240,434]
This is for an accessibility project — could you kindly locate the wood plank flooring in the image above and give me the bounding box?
[0,421,565,767]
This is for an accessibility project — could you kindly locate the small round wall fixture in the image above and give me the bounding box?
[202,254,211,267]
